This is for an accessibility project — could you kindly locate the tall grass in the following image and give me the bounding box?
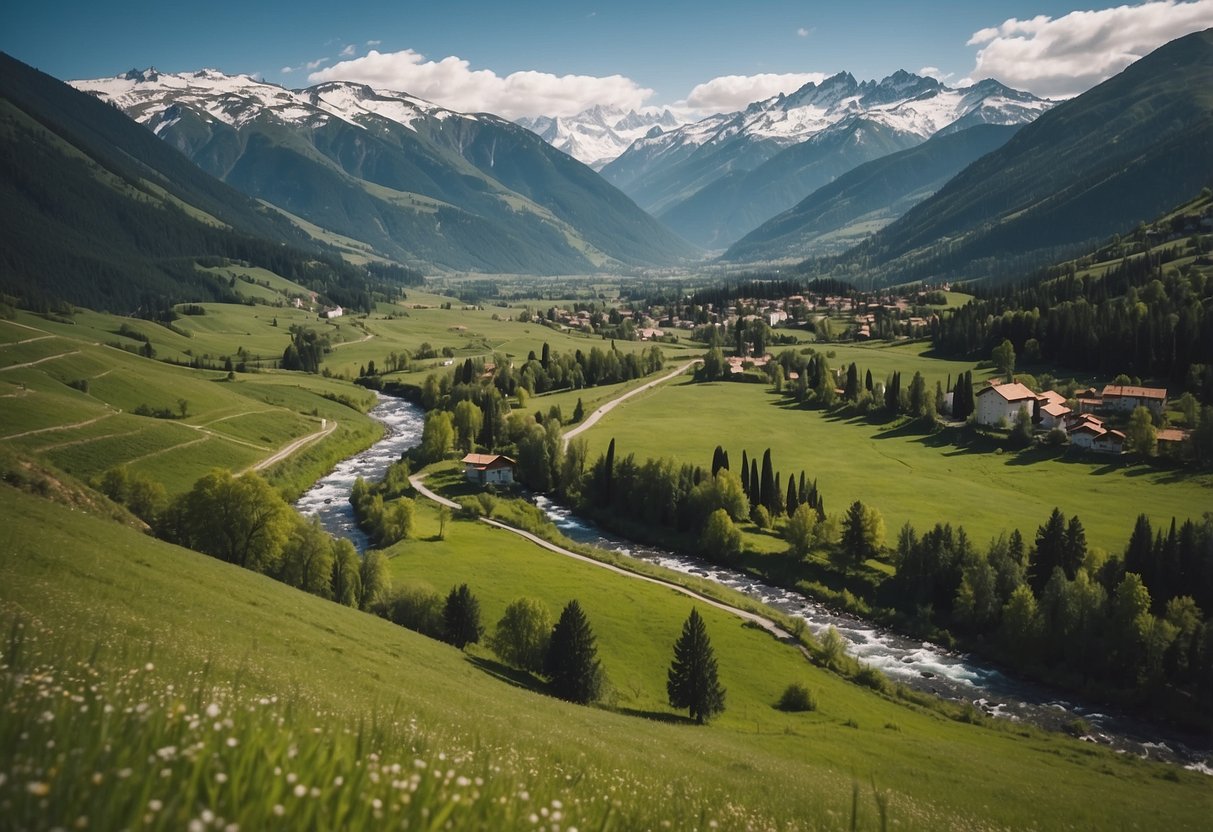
[0,616,893,831]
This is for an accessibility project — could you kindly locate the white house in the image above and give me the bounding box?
[1091,429,1126,455]
[1039,401,1072,431]
[461,453,516,486]
[319,306,344,319]
[1100,385,1166,415]
[975,382,1039,427]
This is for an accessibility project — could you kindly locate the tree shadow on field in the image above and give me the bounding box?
[465,656,547,694]
[615,707,698,725]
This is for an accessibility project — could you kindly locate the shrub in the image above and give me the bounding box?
[853,665,889,694]
[775,683,817,712]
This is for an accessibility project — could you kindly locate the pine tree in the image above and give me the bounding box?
[545,600,603,704]
[1062,515,1087,579]
[443,584,483,649]
[667,608,726,724]
[1029,508,1067,594]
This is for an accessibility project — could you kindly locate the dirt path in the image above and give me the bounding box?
[562,359,700,448]
[246,418,337,473]
[0,410,118,442]
[0,350,81,372]
[408,473,801,646]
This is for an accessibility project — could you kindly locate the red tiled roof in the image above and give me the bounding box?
[1101,384,1166,401]
[976,382,1038,402]
[461,453,516,469]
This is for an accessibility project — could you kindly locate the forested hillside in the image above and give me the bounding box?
[932,191,1213,400]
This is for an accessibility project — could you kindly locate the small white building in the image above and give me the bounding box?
[1039,401,1072,431]
[975,382,1039,427]
[319,306,344,319]
[461,453,516,486]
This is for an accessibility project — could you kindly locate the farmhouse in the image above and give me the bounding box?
[975,382,1038,426]
[319,306,344,319]
[1040,401,1072,431]
[461,453,516,486]
[1100,385,1167,415]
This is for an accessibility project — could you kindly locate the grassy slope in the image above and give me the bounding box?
[2,487,1210,829]
[574,380,1211,552]
[0,314,377,493]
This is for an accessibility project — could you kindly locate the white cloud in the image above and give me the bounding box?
[308,49,653,118]
[339,44,356,58]
[683,72,828,112]
[967,0,1213,98]
[280,66,294,75]
[366,39,381,47]
[305,57,330,71]
[796,27,810,37]
[918,65,951,82]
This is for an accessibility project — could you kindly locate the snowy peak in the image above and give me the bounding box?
[71,68,472,136]
[514,105,691,169]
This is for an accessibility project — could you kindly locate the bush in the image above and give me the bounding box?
[853,665,889,694]
[775,683,817,712]
[376,584,444,638]
[751,504,772,529]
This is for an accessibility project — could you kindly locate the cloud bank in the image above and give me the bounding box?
[683,72,829,112]
[968,0,1213,98]
[308,49,653,119]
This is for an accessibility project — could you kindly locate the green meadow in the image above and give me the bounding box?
[573,379,1212,552]
[3,486,1211,830]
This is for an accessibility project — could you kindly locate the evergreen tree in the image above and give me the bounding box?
[865,368,873,392]
[840,500,883,568]
[603,438,616,505]
[711,445,725,477]
[1029,508,1068,594]
[740,450,750,497]
[1062,515,1088,579]
[667,608,727,724]
[572,397,585,423]
[844,363,859,401]
[786,476,798,518]
[443,583,483,649]
[749,459,759,506]
[545,600,603,704]
[760,449,775,514]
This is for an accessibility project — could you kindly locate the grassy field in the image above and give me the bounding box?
[0,315,379,494]
[572,380,1212,552]
[3,486,1211,829]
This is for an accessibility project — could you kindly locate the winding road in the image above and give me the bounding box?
[562,359,700,448]
[408,473,799,647]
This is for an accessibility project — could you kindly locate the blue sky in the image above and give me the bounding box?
[4,1,1211,116]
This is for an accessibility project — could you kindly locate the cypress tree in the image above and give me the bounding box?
[865,368,873,392]
[798,471,807,508]
[750,459,759,507]
[443,584,483,649]
[740,450,750,496]
[603,438,615,506]
[786,476,798,516]
[760,449,775,514]
[721,450,729,472]
[545,600,603,704]
[711,445,724,477]
[667,608,726,724]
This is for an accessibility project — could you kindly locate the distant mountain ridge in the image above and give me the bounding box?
[73,70,697,274]
[819,27,1213,287]
[598,70,1052,249]
[516,105,683,169]
[722,123,1022,262]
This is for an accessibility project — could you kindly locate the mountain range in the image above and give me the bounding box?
[72,70,697,275]
[516,106,683,169]
[599,71,1052,248]
[816,26,1213,286]
[721,123,1022,262]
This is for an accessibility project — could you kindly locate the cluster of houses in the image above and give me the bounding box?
[973,382,1179,454]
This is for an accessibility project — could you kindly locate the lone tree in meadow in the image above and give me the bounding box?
[443,583,483,649]
[544,600,603,704]
[491,597,553,673]
[667,608,726,724]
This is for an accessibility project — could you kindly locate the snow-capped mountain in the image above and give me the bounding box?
[71,69,697,273]
[600,70,1052,248]
[516,105,683,169]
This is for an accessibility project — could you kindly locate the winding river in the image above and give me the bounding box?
[295,393,1211,772]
